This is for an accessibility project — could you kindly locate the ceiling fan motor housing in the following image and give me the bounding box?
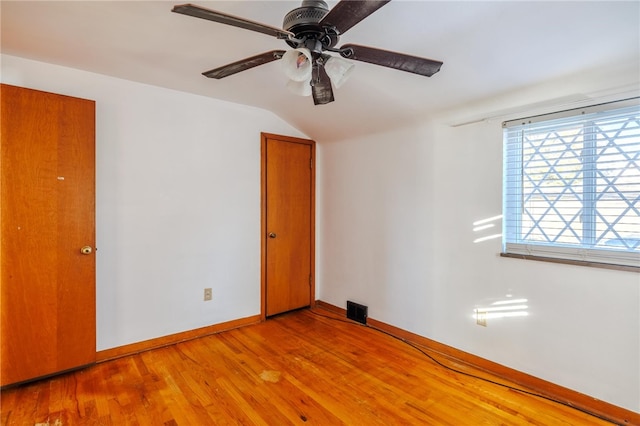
[283,0,339,51]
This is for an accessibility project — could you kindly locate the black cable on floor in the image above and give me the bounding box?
[307,309,622,426]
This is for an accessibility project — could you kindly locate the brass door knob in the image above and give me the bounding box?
[80,246,93,255]
[268,233,277,239]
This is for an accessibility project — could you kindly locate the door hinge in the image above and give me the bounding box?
[309,274,312,285]
[310,157,313,169]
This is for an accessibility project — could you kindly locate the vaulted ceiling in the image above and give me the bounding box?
[2,1,639,141]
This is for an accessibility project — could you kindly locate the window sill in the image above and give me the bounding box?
[500,252,640,273]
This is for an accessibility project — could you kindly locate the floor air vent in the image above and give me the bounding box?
[347,301,368,324]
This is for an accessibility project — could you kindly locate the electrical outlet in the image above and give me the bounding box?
[204,288,212,301]
[476,310,487,327]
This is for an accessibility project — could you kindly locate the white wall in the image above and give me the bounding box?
[317,62,640,412]
[1,54,307,351]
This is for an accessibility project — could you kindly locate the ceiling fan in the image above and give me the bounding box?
[172,0,443,105]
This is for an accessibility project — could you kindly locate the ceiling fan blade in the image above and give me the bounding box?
[203,50,286,79]
[312,65,335,105]
[339,44,443,77]
[319,0,390,35]
[172,4,293,39]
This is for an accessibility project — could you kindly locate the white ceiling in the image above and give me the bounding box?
[2,1,639,141]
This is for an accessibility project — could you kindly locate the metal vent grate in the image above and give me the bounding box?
[346,301,368,324]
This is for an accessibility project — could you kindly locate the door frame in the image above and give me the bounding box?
[260,132,315,320]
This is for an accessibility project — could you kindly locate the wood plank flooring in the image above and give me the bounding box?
[1,309,618,425]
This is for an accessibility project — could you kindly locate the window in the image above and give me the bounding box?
[503,98,640,268]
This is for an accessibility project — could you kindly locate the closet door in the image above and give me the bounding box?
[262,133,315,317]
[1,84,96,386]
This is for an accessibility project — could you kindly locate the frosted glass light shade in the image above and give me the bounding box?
[325,56,354,88]
[286,78,312,96]
[281,48,313,82]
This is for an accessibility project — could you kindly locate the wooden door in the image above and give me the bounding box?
[0,84,96,386]
[262,133,315,317]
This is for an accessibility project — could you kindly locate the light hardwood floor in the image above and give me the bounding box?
[0,309,620,425]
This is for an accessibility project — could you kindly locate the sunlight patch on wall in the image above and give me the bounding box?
[473,295,529,326]
[472,214,502,243]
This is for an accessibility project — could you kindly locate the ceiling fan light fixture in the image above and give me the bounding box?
[281,48,313,82]
[324,56,354,88]
[286,78,313,97]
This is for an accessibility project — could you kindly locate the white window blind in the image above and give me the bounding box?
[503,98,640,268]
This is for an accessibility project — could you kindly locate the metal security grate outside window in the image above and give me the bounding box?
[503,99,640,269]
